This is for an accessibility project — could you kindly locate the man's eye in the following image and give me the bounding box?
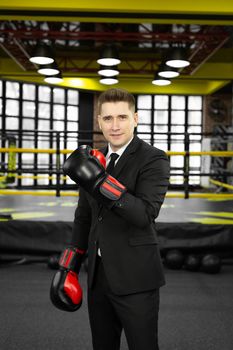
[103,116,112,121]
[119,115,127,120]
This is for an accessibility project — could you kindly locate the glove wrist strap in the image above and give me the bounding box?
[100,175,126,201]
[59,246,85,273]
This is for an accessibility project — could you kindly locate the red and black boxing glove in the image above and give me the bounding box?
[50,246,85,312]
[63,145,127,207]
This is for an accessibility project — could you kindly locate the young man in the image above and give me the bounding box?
[50,88,170,350]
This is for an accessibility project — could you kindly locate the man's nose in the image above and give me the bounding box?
[111,117,120,130]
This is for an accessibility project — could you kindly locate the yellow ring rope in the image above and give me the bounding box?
[0,190,233,198]
[0,148,233,157]
[0,147,71,154]
[0,174,68,180]
[210,179,233,190]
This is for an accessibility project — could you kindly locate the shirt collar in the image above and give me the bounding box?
[106,136,134,162]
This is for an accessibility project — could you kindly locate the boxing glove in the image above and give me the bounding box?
[63,145,126,207]
[50,246,85,312]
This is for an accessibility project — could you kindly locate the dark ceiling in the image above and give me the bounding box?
[0,21,232,74]
[0,2,233,94]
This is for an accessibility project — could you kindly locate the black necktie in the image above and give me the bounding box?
[106,153,119,175]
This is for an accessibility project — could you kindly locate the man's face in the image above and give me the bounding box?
[98,101,138,151]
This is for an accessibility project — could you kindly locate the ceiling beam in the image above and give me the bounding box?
[1,1,233,16]
[0,1,233,25]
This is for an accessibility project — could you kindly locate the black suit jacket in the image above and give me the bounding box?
[71,136,170,295]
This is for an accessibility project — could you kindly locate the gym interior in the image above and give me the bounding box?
[0,2,233,350]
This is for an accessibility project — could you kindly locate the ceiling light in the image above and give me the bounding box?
[152,75,171,86]
[165,48,190,68]
[38,62,60,76]
[44,73,63,84]
[97,45,121,66]
[29,42,54,65]
[99,77,119,85]
[98,65,119,77]
[158,65,179,78]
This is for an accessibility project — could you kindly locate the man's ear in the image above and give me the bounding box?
[134,112,138,127]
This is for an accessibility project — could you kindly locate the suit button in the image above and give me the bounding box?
[98,216,103,221]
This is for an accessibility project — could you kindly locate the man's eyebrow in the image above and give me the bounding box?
[101,114,128,118]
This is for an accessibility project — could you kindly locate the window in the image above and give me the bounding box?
[23,84,35,100]
[137,94,203,186]
[6,99,19,116]
[0,79,79,188]
[6,82,19,98]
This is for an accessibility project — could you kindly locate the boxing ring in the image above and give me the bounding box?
[0,146,233,263]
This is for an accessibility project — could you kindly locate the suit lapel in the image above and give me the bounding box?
[112,136,141,177]
[100,136,141,177]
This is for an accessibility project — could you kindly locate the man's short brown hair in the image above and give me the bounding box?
[97,88,135,114]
